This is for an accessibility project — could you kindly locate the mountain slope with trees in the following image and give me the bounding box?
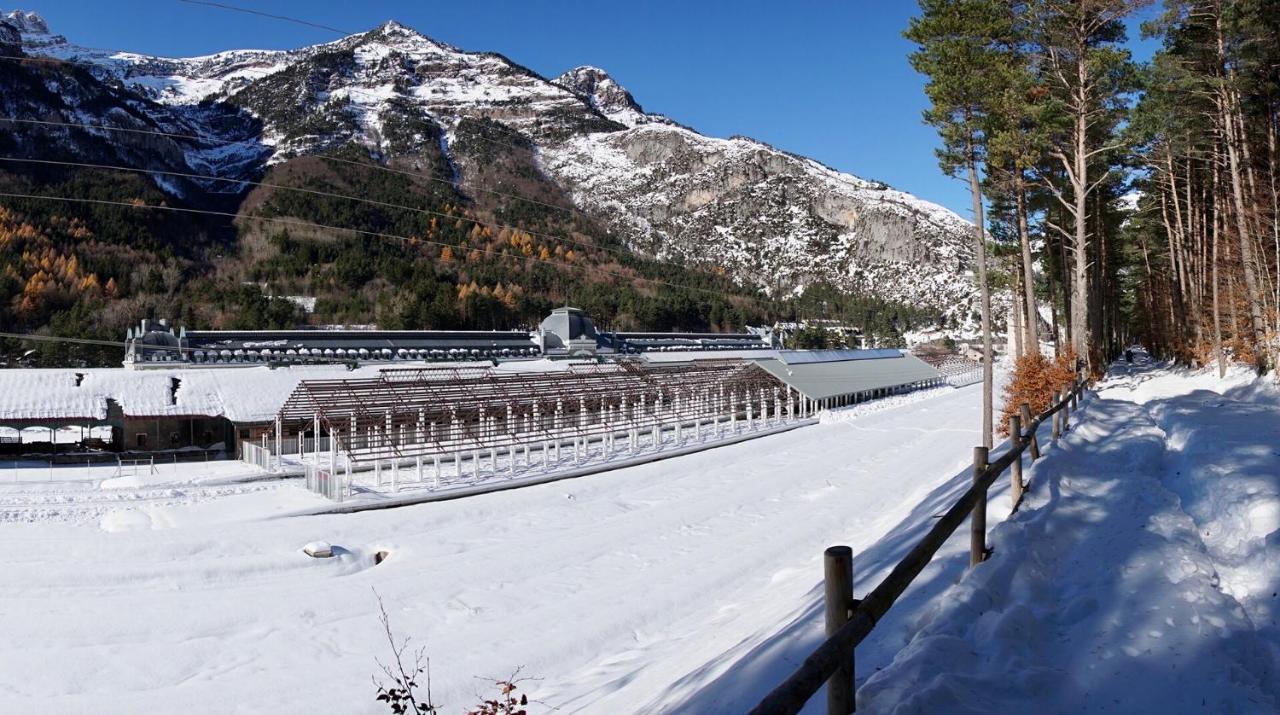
[0,9,985,365]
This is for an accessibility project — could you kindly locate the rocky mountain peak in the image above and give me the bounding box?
[362,18,431,46]
[1,8,46,34]
[554,65,660,128]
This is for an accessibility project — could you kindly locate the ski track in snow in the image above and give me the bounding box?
[858,353,1280,714]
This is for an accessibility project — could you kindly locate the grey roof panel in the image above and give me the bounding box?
[752,354,941,400]
[776,348,905,364]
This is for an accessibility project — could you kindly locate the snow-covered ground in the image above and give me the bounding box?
[6,357,1269,713]
[0,379,1009,713]
[859,353,1280,713]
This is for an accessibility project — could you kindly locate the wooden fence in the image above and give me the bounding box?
[750,374,1088,715]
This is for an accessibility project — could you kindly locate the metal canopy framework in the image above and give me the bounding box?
[276,359,805,465]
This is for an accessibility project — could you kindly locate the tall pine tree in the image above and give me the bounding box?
[906,0,1016,447]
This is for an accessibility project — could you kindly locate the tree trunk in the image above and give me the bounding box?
[1212,167,1226,378]
[1218,13,1269,370]
[1015,174,1039,353]
[1071,67,1090,370]
[1012,278,1025,359]
[967,149,994,450]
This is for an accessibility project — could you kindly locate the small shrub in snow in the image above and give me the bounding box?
[999,350,1077,436]
[372,592,536,715]
[465,672,530,715]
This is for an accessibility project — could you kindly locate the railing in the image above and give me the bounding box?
[304,462,347,501]
[241,441,272,471]
[751,375,1088,715]
[943,366,983,387]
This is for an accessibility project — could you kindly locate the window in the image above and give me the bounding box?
[135,433,147,449]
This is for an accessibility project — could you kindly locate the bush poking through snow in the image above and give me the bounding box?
[372,592,536,714]
[373,592,437,715]
[999,350,1077,436]
[465,670,531,715]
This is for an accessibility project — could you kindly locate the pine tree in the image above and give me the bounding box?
[906,0,1015,448]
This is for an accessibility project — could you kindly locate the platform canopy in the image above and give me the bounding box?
[276,359,796,462]
[751,351,941,401]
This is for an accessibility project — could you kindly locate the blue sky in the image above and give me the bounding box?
[20,1,1161,218]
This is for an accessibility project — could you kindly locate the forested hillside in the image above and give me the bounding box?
[0,9,968,366]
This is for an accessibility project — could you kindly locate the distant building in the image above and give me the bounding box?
[124,319,540,368]
[536,307,607,357]
[125,308,780,367]
[534,305,773,356]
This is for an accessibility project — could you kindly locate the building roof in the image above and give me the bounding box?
[0,360,587,424]
[751,352,941,401]
[773,348,906,364]
[183,330,535,352]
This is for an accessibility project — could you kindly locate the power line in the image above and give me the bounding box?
[0,27,787,309]
[0,330,395,366]
[177,0,353,36]
[0,113,778,292]
[0,114,667,271]
[0,50,553,167]
[0,190,784,311]
[0,331,134,350]
[0,77,591,225]
[0,154,647,266]
[30,5,590,162]
[0,27,741,275]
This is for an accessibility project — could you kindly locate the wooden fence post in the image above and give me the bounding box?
[1051,392,1062,440]
[1061,388,1071,431]
[824,545,854,715]
[1020,403,1040,461]
[970,446,989,567]
[1009,414,1024,510]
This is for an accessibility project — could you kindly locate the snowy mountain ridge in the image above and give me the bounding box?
[3,9,982,322]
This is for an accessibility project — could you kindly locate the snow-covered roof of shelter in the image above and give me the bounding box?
[640,349,781,363]
[643,348,911,365]
[0,362,545,424]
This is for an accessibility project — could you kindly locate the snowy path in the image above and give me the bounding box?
[0,380,1005,714]
[859,356,1280,713]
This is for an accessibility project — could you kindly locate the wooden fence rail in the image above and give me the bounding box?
[750,374,1089,715]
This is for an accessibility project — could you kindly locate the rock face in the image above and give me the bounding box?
[6,10,981,323]
[553,65,676,128]
[542,126,974,313]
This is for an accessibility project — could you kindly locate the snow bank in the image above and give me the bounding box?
[0,380,995,712]
[858,356,1280,713]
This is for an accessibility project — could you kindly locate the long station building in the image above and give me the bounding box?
[0,308,950,456]
[124,307,776,367]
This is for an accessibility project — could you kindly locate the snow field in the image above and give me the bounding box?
[858,355,1280,713]
[0,379,1009,713]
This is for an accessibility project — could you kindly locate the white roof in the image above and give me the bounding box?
[0,361,584,423]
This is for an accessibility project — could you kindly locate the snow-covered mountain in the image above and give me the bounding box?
[3,10,979,322]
